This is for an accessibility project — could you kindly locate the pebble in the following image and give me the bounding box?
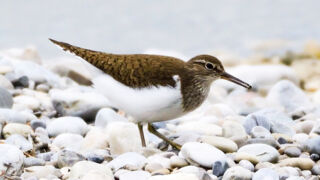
[21,165,61,179]
[118,170,151,180]
[252,168,279,180]
[243,114,272,133]
[145,163,164,173]
[170,155,189,168]
[107,152,147,171]
[284,147,302,157]
[12,75,29,88]
[52,133,84,152]
[222,166,253,180]
[237,143,279,163]
[222,121,247,145]
[179,142,227,168]
[23,157,45,167]
[200,135,238,153]
[279,158,315,170]
[147,153,172,169]
[178,165,206,179]
[305,136,320,155]
[250,126,272,138]
[0,87,13,108]
[5,134,33,152]
[94,108,127,127]
[0,144,24,176]
[55,149,85,168]
[149,172,199,180]
[0,75,13,89]
[310,154,320,161]
[311,164,320,175]
[47,116,88,137]
[2,123,33,138]
[212,160,229,177]
[239,160,254,171]
[30,119,46,130]
[0,108,30,124]
[246,137,279,148]
[69,161,114,180]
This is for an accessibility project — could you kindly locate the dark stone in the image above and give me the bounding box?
[30,119,46,130]
[87,154,104,164]
[278,137,288,144]
[0,87,13,108]
[311,154,320,162]
[212,160,229,177]
[12,76,29,88]
[55,150,85,168]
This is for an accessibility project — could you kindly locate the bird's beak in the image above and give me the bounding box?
[221,72,252,89]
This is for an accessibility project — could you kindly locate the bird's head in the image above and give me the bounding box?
[186,55,251,89]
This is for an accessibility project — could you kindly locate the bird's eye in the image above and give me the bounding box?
[205,63,214,70]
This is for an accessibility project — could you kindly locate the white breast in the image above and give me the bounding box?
[92,75,185,123]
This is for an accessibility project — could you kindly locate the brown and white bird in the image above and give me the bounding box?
[49,38,251,150]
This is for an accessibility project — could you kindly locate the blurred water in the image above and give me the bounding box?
[1,0,320,58]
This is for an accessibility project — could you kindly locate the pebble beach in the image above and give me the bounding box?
[1,41,320,180]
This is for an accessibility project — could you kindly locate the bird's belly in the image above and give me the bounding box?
[93,75,185,122]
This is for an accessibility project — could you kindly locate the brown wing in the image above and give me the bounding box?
[49,39,186,88]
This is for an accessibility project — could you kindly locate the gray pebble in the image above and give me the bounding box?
[5,134,33,152]
[0,87,13,108]
[243,114,271,134]
[239,160,254,172]
[311,164,320,175]
[305,136,320,155]
[24,157,45,167]
[253,168,279,180]
[55,150,85,168]
[12,76,29,88]
[30,119,46,130]
[246,138,279,148]
[36,152,54,161]
[212,160,229,177]
[284,147,301,157]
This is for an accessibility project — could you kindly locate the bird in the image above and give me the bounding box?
[49,38,251,150]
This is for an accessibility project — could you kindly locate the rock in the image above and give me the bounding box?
[47,116,88,137]
[81,127,109,152]
[0,75,13,89]
[200,135,238,153]
[234,152,260,165]
[2,123,33,138]
[13,95,41,111]
[267,80,312,112]
[275,166,300,179]
[23,157,45,167]
[270,122,295,136]
[12,75,29,88]
[118,170,151,180]
[293,133,309,144]
[170,156,188,168]
[310,154,320,161]
[0,144,24,176]
[107,152,147,171]
[34,127,50,150]
[222,166,253,180]
[145,162,164,173]
[279,158,315,170]
[30,119,46,130]
[86,153,105,164]
[179,142,227,168]
[0,108,30,124]
[95,108,127,127]
[246,137,279,148]
[69,161,113,180]
[105,122,141,155]
[151,168,170,176]
[305,136,320,155]
[250,126,272,138]
[0,87,13,108]
[237,144,279,163]
[252,168,279,180]
[178,166,206,179]
[52,133,84,152]
[5,134,33,152]
[222,121,247,145]
[212,160,229,177]
[36,152,54,162]
[55,150,85,168]
[284,147,301,157]
[243,114,272,134]
[36,83,50,92]
[149,172,199,180]
[239,160,254,172]
[147,152,174,169]
[21,165,61,179]
[311,164,320,175]
[50,88,110,122]
[176,121,222,136]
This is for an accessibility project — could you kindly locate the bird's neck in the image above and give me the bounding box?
[180,74,213,112]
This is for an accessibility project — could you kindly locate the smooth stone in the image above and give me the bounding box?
[293,133,309,144]
[80,127,109,152]
[55,150,85,168]
[250,126,272,138]
[21,165,61,179]
[284,147,302,157]
[239,160,254,172]
[294,120,314,134]
[234,152,259,165]
[50,88,110,122]
[0,87,13,108]
[23,157,45,167]
[252,168,279,180]
[279,158,315,170]
[246,137,279,148]
[47,116,88,137]
[81,172,113,180]
[105,122,141,155]
[83,149,111,163]
[212,160,229,177]
[176,121,222,136]
[275,167,300,178]
[107,152,147,171]
[30,119,46,130]
[305,136,320,154]
[0,108,30,124]
[2,123,33,138]
[69,161,113,180]
[267,80,312,112]
[13,95,41,110]
[270,122,295,136]
[0,144,24,176]
[149,172,199,180]
[151,168,170,175]
[222,121,247,145]
[94,108,127,128]
[34,127,50,150]
[222,166,253,180]
[0,75,13,89]
[147,152,174,169]
[36,152,54,162]
[311,164,320,175]
[243,114,272,133]
[118,170,151,180]
[178,166,206,179]
[238,144,279,163]
[12,75,29,88]
[145,163,164,173]
[170,156,188,168]
[86,153,105,164]
[52,133,84,152]
[310,154,320,161]
[5,134,33,152]
[36,83,50,92]
[179,142,227,168]
[200,135,238,153]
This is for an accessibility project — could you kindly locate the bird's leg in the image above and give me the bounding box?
[137,122,146,147]
[147,123,181,150]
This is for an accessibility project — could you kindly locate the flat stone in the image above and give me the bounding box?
[69,161,113,180]
[284,147,301,157]
[253,168,279,180]
[52,133,84,152]
[200,135,238,153]
[55,150,85,168]
[118,170,151,180]
[222,166,253,180]
[178,166,206,179]
[149,172,199,180]
[0,108,31,124]
[239,160,254,172]
[250,126,272,138]
[47,116,88,137]
[21,165,61,179]
[279,158,315,170]
[2,123,33,138]
[5,134,33,152]
[237,144,279,163]
[0,87,13,108]
[107,152,147,171]
[0,144,24,176]
[179,142,227,168]
[23,157,45,167]
[170,155,188,168]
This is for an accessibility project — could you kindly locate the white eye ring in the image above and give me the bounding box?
[205,62,214,70]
